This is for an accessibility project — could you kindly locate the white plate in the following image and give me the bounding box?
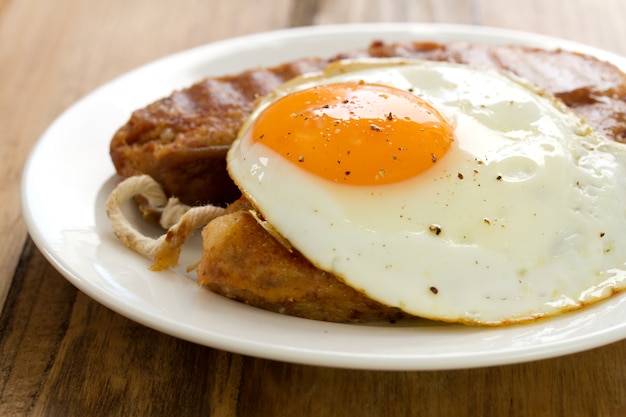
[21,23,626,370]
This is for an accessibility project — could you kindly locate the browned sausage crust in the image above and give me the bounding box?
[110,58,326,206]
[110,41,626,206]
[345,41,626,142]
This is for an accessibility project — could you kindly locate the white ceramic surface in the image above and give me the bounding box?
[21,23,626,370]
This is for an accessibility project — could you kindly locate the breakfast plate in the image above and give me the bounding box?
[21,23,626,370]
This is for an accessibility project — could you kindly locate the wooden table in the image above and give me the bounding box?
[3,0,626,415]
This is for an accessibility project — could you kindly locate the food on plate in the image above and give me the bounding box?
[198,198,412,322]
[105,175,410,322]
[107,41,626,325]
[222,59,626,324]
[110,58,327,206]
[109,41,626,206]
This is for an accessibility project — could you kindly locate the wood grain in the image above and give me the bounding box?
[3,0,626,416]
[1,240,241,416]
[4,241,626,416]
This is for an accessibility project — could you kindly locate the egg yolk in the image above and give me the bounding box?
[250,82,454,185]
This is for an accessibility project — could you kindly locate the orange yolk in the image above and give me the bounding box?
[250,82,454,185]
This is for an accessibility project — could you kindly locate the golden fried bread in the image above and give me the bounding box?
[197,199,411,322]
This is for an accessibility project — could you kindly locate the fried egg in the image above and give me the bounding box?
[227,58,626,325]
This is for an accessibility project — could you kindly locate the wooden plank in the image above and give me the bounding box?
[312,0,477,24]
[479,0,626,54]
[2,0,626,415]
[4,245,626,416]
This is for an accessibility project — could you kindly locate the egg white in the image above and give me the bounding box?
[227,59,626,325]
